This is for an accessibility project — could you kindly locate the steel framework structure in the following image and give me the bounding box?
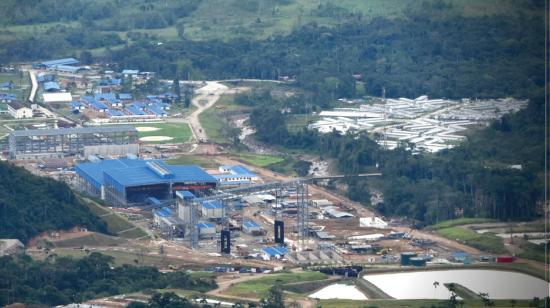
[9,125,138,159]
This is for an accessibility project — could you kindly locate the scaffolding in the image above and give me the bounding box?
[8,125,139,159]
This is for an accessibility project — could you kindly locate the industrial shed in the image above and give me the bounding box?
[197,222,216,237]
[261,246,288,260]
[201,200,224,219]
[76,158,217,206]
[242,219,262,234]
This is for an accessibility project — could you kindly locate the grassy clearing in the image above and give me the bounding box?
[224,272,327,298]
[135,123,192,144]
[430,218,497,230]
[82,198,148,239]
[199,107,231,144]
[286,114,319,133]
[33,248,187,268]
[232,152,285,167]
[165,155,218,168]
[517,240,547,263]
[437,227,506,254]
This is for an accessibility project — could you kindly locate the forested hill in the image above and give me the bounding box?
[0,162,107,243]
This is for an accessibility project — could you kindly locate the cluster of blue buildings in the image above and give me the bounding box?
[72,93,171,120]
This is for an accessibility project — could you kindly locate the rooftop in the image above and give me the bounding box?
[262,246,288,256]
[154,207,172,218]
[202,200,223,209]
[42,58,79,67]
[243,219,261,228]
[76,158,217,189]
[176,190,196,199]
[10,125,137,137]
[197,222,215,229]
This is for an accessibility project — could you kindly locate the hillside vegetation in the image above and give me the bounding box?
[0,162,108,243]
[0,252,216,306]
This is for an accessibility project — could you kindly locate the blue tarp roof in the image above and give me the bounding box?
[37,74,54,83]
[262,246,288,256]
[99,78,121,86]
[243,220,260,228]
[118,93,132,100]
[197,222,215,229]
[176,190,196,199]
[147,104,167,116]
[42,58,79,67]
[0,82,14,89]
[154,207,172,218]
[126,105,145,115]
[107,109,124,117]
[202,200,223,209]
[71,101,85,108]
[0,93,17,100]
[95,93,119,104]
[43,81,60,91]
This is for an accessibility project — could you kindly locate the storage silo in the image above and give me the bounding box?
[400,252,418,266]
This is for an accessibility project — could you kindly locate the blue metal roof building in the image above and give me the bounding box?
[176,190,196,200]
[76,158,217,206]
[42,58,79,67]
[52,64,83,74]
[214,165,259,186]
[243,219,262,233]
[261,246,288,259]
[43,81,60,91]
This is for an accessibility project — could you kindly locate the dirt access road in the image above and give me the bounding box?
[186,81,228,142]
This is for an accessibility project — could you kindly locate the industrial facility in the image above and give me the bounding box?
[8,125,139,159]
[75,158,218,206]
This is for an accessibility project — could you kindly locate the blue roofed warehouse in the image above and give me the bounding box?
[75,158,217,206]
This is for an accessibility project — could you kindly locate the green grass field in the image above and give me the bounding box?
[198,108,228,144]
[82,198,148,239]
[165,155,218,168]
[430,218,498,230]
[232,152,285,167]
[224,272,327,298]
[135,123,192,144]
[437,227,506,254]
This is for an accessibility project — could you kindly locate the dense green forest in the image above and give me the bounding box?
[0,162,107,243]
[0,252,216,306]
[247,93,545,225]
[109,10,544,100]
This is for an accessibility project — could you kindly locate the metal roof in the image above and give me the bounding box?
[53,64,82,73]
[176,190,196,199]
[43,81,60,91]
[197,222,215,229]
[261,246,288,256]
[243,220,260,228]
[154,207,172,218]
[10,125,137,137]
[42,58,79,67]
[202,200,223,209]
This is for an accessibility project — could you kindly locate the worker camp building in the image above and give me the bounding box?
[8,125,139,159]
[75,158,217,206]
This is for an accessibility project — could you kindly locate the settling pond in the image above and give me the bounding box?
[364,269,549,300]
[308,283,368,300]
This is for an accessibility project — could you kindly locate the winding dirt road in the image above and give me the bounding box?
[186,81,229,142]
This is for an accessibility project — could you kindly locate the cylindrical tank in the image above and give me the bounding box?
[400,252,418,266]
[409,257,427,267]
